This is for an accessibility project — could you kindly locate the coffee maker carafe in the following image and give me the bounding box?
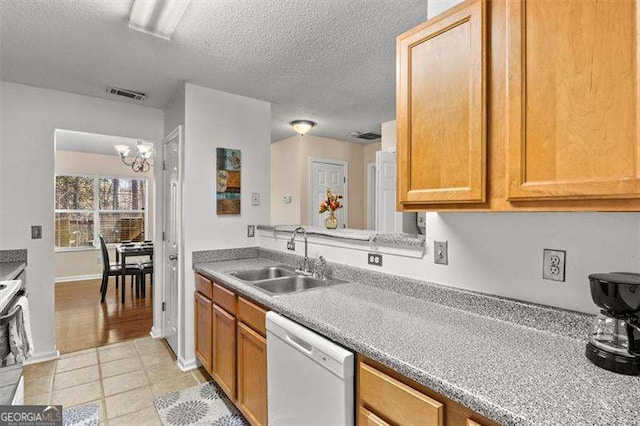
[586,272,640,375]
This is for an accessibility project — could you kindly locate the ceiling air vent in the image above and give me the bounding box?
[106,86,146,101]
[350,131,381,141]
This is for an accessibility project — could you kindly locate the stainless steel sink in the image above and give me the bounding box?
[228,266,296,282]
[253,275,347,295]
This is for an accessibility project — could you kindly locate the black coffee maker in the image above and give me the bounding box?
[586,272,640,375]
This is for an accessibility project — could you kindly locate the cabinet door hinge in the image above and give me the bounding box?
[162,231,166,241]
[162,160,167,170]
[343,176,346,183]
[162,302,166,311]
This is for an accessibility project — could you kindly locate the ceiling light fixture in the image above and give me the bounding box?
[129,0,191,40]
[290,120,316,136]
[115,142,154,172]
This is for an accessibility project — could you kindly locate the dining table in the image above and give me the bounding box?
[115,242,154,299]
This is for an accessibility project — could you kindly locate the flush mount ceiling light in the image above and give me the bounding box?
[290,120,316,136]
[115,142,154,172]
[129,0,191,40]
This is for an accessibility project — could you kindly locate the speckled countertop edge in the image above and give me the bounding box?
[192,247,258,265]
[194,258,640,426]
[0,262,26,282]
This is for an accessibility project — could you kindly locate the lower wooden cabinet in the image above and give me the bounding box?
[194,274,269,426]
[357,355,497,426]
[237,321,268,426]
[212,303,236,399]
[360,362,443,426]
[358,406,390,426]
[194,291,212,372]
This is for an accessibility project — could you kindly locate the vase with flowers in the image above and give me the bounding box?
[318,188,343,229]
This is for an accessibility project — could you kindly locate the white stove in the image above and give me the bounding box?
[0,280,22,314]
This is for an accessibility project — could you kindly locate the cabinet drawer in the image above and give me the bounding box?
[358,406,390,426]
[359,363,443,426]
[213,282,236,313]
[195,274,213,299]
[238,297,267,337]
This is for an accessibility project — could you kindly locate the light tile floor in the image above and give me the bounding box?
[24,337,210,425]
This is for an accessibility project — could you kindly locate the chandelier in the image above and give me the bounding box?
[114,142,153,172]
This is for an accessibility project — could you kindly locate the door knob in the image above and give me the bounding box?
[169,255,178,261]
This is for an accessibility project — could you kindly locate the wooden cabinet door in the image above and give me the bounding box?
[358,406,390,426]
[359,363,443,426]
[236,322,268,426]
[507,0,640,201]
[194,291,212,373]
[212,304,236,400]
[397,0,487,205]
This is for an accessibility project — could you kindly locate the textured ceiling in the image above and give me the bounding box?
[56,129,143,156]
[1,0,428,142]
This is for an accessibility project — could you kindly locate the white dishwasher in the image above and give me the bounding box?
[266,312,354,426]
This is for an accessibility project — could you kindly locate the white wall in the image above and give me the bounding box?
[0,81,164,361]
[181,83,271,364]
[261,212,640,314]
[381,120,396,152]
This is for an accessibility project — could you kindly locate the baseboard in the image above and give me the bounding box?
[55,274,102,283]
[177,356,197,372]
[150,326,163,339]
[23,349,60,365]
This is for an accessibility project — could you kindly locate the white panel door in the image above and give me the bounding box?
[375,151,402,233]
[309,159,346,228]
[163,126,182,354]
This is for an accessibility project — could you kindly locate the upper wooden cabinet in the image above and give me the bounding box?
[397,0,640,211]
[507,0,640,201]
[397,0,487,205]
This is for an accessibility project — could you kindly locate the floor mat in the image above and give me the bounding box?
[62,402,100,426]
[154,381,248,426]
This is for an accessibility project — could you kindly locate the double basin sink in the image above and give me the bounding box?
[227,266,347,295]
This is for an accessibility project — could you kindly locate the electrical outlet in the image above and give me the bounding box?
[283,195,292,204]
[368,253,383,266]
[434,241,448,265]
[97,256,102,264]
[287,240,295,251]
[247,225,255,238]
[251,193,260,206]
[543,249,566,282]
[31,225,42,239]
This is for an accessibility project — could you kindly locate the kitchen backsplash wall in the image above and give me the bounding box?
[260,212,640,314]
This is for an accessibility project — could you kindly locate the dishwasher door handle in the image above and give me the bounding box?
[285,333,313,354]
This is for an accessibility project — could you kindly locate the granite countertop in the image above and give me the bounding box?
[0,262,26,282]
[195,258,640,426]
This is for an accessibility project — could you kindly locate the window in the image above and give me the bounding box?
[54,174,147,249]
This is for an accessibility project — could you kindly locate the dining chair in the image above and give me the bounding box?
[138,261,153,298]
[99,235,140,303]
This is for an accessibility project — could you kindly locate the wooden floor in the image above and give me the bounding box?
[55,276,153,354]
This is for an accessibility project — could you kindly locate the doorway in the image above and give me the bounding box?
[53,129,158,354]
[162,126,182,355]
[308,158,348,228]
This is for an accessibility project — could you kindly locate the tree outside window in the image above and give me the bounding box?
[54,174,147,248]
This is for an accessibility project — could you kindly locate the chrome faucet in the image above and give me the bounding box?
[288,227,311,274]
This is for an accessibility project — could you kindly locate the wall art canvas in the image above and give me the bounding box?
[216,148,241,215]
